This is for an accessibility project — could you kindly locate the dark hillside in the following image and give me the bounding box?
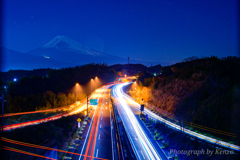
[3,64,117,113]
[132,56,240,145]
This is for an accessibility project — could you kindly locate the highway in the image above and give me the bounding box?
[112,83,168,160]
[74,84,114,160]
[119,82,240,152]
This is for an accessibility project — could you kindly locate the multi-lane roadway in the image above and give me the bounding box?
[4,80,240,160]
[112,83,168,160]
[74,84,114,160]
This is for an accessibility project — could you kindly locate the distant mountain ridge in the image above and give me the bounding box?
[1,47,73,72]
[27,35,132,65]
[1,35,170,71]
[41,35,104,56]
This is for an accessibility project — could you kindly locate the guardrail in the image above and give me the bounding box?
[110,97,125,160]
[111,97,137,160]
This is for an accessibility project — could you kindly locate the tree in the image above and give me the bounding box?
[171,66,179,74]
[57,93,67,107]
[175,98,196,133]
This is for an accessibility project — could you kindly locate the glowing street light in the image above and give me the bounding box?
[76,83,79,102]
[95,77,98,90]
[91,79,93,94]
[124,74,127,77]
[134,81,137,100]
[135,88,137,100]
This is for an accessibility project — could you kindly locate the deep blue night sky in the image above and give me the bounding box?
[2,0,239,64]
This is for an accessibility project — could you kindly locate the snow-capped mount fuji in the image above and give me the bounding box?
[41,35,104,56]
[27,35,127,65]
[2,36,168,71]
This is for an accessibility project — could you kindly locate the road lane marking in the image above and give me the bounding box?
[98,134,101,140]
[96,149,98,157]
[141,151,145,159]
[100,124,102,128]
[110,105,114,160]
[78,94,98,160]
[101,117,102,120]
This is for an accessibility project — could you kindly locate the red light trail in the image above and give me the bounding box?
[3,146,57,160]
[2,137,109,160]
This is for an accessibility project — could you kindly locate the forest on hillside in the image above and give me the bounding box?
[129,56,240,145]
[2,63,117,113]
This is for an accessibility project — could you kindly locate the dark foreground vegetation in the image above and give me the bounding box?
[1,63,117,113]
[129,56,240,145]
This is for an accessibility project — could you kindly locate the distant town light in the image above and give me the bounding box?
[154,73,157,77]
[13,78,17,82]
[124,74,127,77]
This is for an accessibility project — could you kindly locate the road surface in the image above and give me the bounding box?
[112,83,168,160]
[73,84,114,160]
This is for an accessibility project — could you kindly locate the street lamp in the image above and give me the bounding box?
[76,83,79,102]
[135,88,137,100]
[95,77,98,90]
[1,94,6,132]
[91,79,93,94]
[134,81,137,100]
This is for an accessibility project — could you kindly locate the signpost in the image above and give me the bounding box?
[90,99,98,105]
[77,118,81,128]
[140,104,144,113]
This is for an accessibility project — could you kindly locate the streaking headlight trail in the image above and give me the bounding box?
[119,82,240,152]
[112,83,164,160]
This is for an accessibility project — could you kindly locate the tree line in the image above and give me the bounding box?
[7,91,86,113]
[5,63,118,113]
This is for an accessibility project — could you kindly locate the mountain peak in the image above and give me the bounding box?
[40,35,105,57]
[42,35,86,51]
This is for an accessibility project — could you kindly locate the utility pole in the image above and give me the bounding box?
[135,90,136,100]
[76,86,77,102]
[1,94,5,132]
[87,96,88,117]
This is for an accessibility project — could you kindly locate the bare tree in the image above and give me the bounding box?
[175,97,197,134]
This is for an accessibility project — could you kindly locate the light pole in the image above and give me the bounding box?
[1,94,6,132]
[87,96,89,118]
[91,79,93,94]
[135,88,137,100]
[95,77,98,90]
[76,83,79,102]
[134,81,137,100]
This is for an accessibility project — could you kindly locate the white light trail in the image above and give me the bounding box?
[113,83,162,160]
[120,82,240,152]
